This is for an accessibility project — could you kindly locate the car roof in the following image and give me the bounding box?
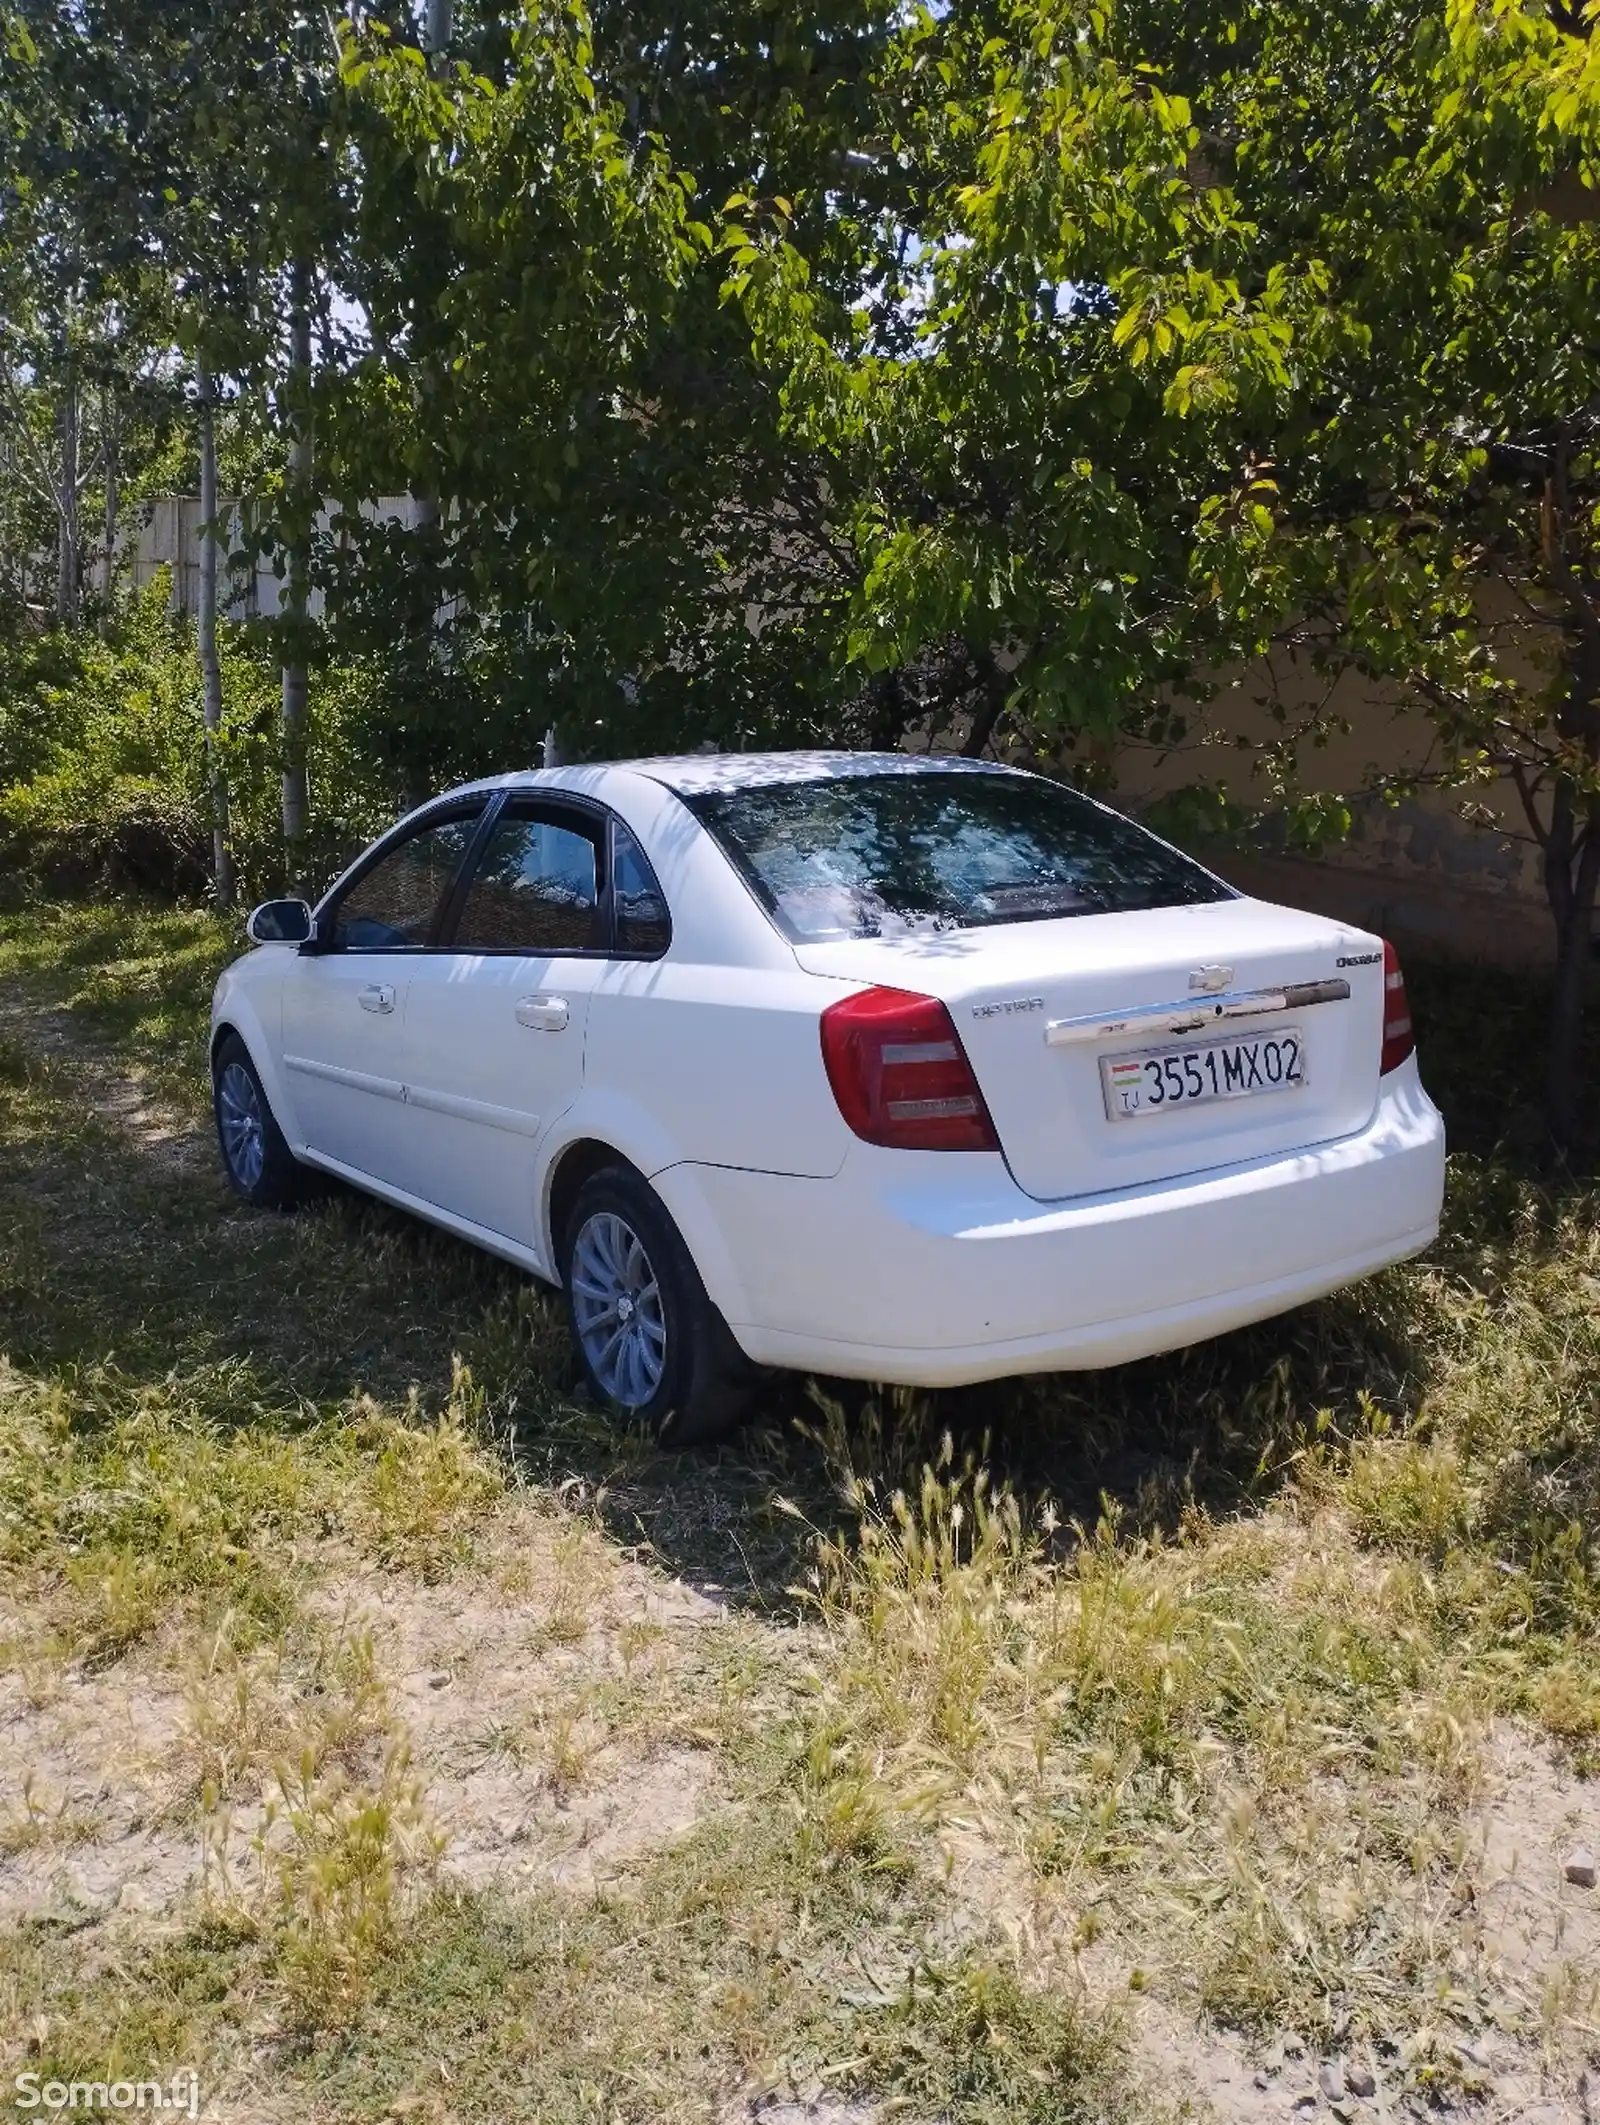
[459,750,1023,801]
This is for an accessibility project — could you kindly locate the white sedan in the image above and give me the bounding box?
[211,752,1446,1442]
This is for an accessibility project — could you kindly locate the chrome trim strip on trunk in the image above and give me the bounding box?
[1044,979,1351,1049]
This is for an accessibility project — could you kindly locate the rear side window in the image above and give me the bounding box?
[452,807,602,953]
[330,811,482,949]
[613,822,671,955]
[684,770,1233,943]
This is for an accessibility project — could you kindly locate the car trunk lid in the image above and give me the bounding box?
[794,898,1387,1201]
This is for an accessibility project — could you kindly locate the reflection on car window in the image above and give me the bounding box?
[332,813,481,949]
[684,770,1233,942]
[613,823,670,954]
[453,810,601,953]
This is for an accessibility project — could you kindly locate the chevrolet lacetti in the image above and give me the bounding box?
[211,752,1446,1441]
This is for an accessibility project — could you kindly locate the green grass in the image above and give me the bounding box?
[0,899,239,1110]
[0,894,1597,2119]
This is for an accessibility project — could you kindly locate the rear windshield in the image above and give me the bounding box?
[684,769,1233,942]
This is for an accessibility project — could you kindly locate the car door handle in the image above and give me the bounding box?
[358,983,396,1014]
[515,994,569,1031]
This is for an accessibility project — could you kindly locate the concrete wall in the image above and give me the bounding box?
[129,495,425,621]
[1109,635,1564,967]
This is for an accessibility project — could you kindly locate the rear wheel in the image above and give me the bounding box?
[212,1032,313,1210]
[561,1165,751,1446]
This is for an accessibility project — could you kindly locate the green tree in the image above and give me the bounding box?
[722,0,1328,758]
[9,0,357,889]
[317,0,904,794]
[1107,0,1600,1147]
[729,0,1600,1148]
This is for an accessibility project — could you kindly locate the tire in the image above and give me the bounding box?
[561,1164,753,1447]
[211,1031,313,1211]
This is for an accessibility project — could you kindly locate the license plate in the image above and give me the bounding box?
[1100,1025,1307,1122]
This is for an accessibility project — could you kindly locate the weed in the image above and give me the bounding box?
[0,1775,102,1857]
[343,1369,505,1577]
[202,1724,442,2035]
[846,1953,1127,2125]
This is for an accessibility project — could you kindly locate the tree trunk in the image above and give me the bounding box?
[961,646,1010,758]
[1543,786,1600,1155]
[424,0,453,71]
[56,356,79,625]
[99,376,119,626]
[1536,438,1600,1154]
[412,0,450,788]
[403,487,441,814]
[280,262,314,889]
[197,356,235,911]
[868,667,907,751]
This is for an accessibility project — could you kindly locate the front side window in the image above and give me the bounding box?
[683,769,1233,943]
[613,822,671,955]
[330,811,482,949]
[452,807,602,953]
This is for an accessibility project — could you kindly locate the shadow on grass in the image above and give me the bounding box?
[0,1045,1437,1617]
[0,941,1593,1620]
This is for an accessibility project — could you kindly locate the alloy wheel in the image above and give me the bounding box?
[570,1209,667,1409]
[217,1060,266,1190]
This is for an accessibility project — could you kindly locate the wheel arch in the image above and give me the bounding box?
[546,1137,633,1280]
[541,1131,752,1331]
[208,1005,301,1151]
[210,1017,244,1065]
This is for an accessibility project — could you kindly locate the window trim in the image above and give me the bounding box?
[310,796,496,956]
[433,792,674,963]
[605,811,675,963]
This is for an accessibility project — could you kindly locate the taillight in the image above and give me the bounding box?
[820,986,1000,1151]
[1380,939,1414,1074]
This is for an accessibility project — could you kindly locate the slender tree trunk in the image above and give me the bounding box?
[399,4,454,818]
[424,0,453,69]
[868,667,907,751]
[1537,439,1600,1154]
[1544,785,1600,1155]
[404,488,440,814]
[280,262,314,889]
[99,377,118,627]
[197,356,235,911]
[56,356,79,625]
[961,646,1009,757]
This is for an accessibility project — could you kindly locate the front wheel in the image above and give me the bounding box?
[212,1032,314,1211]
[561,1165,752,1447]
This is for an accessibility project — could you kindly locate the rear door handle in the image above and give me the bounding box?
[515,994,569,1031]
[358,983,396,1014]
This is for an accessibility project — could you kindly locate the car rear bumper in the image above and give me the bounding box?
[655,1058,1445,1387]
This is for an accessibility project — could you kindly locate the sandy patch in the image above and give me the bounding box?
[0,1655,195,1928]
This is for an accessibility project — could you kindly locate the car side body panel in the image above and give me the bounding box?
[584,957,854,1183]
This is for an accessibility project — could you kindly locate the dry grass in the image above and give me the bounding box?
[0,900,1597,2121]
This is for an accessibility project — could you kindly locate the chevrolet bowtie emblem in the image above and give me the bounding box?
[1189,965,1233,994]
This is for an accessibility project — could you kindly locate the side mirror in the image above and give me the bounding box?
[246,898,313,945]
